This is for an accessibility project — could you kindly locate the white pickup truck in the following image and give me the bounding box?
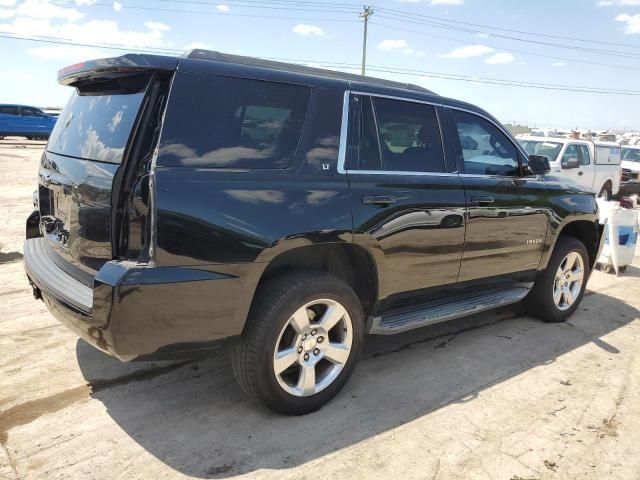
[519,136,621,200]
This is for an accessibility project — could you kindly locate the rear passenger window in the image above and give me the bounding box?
[578,145,591,165]
[450,109,519,176]
[0,106,19,116]
[372,97,445,173]
[159,74,310,169]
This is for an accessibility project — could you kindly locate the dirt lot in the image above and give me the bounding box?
[2,139,640,480]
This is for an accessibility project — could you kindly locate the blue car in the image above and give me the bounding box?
[0,104,58,140]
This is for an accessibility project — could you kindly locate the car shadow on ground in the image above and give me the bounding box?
[76,289,638,478]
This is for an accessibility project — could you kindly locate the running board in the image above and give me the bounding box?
[369,286,531,335]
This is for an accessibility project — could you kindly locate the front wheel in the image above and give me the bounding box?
[232,271,364,415]
[525,236,589,323]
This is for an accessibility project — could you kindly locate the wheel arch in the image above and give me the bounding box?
[252,243,380,319]
[540,219,602,272]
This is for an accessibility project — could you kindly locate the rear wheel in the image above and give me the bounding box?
[598,183,612,201]
[232,271,364,415]
[525,236,589,322]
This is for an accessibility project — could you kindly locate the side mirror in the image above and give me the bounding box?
[561,157,580,169]
[528,154,550,175]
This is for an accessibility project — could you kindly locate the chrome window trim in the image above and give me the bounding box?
[337,89,530,179]
[337,89,350,174]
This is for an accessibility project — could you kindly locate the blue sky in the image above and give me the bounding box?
[0,0,639,130]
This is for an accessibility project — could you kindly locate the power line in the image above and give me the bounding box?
[374,13,640,60]
[370,21,640,71]
[374,5,640,51]
[84,1,358,22]
[105,0,640,54]
[2,33,640,96]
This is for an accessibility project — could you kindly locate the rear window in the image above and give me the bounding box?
[47,90,145,164]
[158,73,311,169]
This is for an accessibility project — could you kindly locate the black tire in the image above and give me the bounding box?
[619,266,627,274]
[598,183,612,201]
[232,270,364,415]
[525,236,590,323]
[601,263,613,274]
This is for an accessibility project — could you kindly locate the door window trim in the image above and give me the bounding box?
[337,90,529,178]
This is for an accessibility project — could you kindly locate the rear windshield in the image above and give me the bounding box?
[158,73,311,169]
[47,90,144,164]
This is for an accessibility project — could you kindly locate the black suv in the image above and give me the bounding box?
[24,50,604,415]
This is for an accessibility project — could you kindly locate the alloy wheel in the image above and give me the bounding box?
[273,299,353,397]
[553,251,584,311]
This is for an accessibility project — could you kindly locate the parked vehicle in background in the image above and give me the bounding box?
[23,51,604,415]
[0,104,57,140]
[42,107,63,117]
[519,136,621,200]
[619,146,640,195]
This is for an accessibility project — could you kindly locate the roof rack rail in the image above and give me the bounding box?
[185,49,436,95]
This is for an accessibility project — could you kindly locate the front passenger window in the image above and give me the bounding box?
[449,109,519,176]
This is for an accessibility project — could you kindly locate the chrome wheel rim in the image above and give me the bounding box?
[553,251,584,311]
[273,298,353,397]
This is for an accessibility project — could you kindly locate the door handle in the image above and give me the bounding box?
[578,171,584,176]
[362,195,396,206]
[470,196,495,205]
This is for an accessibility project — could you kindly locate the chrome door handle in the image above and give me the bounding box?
[362,195,396,205]
[470,196,494,205]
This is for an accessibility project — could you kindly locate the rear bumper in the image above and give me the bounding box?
[24,237,253,361]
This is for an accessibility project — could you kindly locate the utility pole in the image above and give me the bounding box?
[360,5,374,76]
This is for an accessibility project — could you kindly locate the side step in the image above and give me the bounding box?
[369,286,531,335]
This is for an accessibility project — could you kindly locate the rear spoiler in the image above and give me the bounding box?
[58,54,179,87]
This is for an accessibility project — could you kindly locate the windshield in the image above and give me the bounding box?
[622,148,640,163]
[519,140,563,161]
[47,90,145,164]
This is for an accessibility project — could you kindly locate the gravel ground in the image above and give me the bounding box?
[1,139,640,480]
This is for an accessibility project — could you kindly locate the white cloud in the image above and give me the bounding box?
[438,44,493,58]
[598,0,640,5]
[0,0,16,6]
[431,0,464,5]
[379,39,422,55]
[144,21,169,31]
[379,39,409,51]
[0,8,14,18]
[0,71,32,80]
[485,52,514,64]
[552,62,566,67]
[13,0,84,22]
[185,41,210,50]
[477,32,490,38]
[616,13,640,33]
[216,4,229,11]
[0,2,174,61]
[27,45,105,61]
[292,24,324,36]
[75,0,96,5]
[113,1,121,11]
